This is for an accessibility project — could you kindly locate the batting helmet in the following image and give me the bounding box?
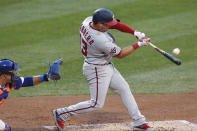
[92,8,118,26]
[0,59,18,75]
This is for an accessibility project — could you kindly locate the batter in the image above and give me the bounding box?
[53,8,153,131]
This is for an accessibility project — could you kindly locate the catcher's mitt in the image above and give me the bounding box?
[48,58,63,80]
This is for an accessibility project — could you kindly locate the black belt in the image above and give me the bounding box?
[85,61,111,66]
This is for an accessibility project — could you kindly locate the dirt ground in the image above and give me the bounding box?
[0,90,197,130]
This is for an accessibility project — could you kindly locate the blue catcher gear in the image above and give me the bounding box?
[48,58,63,80]
[5,123,12,131]
[44,58,63,85]
[92,8,118,26]
[0,59,18,73]
[0,59,19,85]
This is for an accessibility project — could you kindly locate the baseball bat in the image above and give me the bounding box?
[149,43,181,65]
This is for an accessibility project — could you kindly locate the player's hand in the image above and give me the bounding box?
[134,31,146,40]
[137,38,150,47]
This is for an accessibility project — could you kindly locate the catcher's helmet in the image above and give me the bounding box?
[0,59,18,74]
[92,8,118,26]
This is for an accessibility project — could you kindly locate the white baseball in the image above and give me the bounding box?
[172,48,180,55]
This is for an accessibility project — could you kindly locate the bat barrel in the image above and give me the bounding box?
[149,43,182,66]
[164,52,181,65]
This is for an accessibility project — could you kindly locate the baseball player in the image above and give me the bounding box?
[53,8,152,131]
[0,58,62,131]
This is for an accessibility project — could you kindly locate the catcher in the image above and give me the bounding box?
[0,58,62,131]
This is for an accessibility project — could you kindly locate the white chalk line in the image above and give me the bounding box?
[179,120,197,128]
[43,120,197,130]
[44,122,134,130]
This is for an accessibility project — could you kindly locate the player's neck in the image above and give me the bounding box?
[89,22,99,31]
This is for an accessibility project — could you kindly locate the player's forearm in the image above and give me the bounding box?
[22,75,48,87]
[110,22,146,40]
[115,44,136,58]
[33,76,43,85]
[33,75,49,85]
[110,22,135,35]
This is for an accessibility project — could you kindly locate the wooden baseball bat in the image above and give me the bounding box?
[149,43,181,65]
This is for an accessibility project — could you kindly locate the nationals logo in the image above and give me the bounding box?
[111,47,116,54]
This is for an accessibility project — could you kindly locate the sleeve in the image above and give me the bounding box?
[22,76,33,87]
[14,76,34,88]
[96,41,121,57]
[13,76,24,89]
[110,22,135,35]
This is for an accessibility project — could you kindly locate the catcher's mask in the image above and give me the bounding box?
[0,59,19,84]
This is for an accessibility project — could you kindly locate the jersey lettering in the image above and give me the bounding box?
[89,40,94,45]
[111,47,117,54]
[80,24,94,45]
[81,38,88,56]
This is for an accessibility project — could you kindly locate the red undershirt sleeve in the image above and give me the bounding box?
[110,22,135,35]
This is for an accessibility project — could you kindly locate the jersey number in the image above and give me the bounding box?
[81,38,88,56]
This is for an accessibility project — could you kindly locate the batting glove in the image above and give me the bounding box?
[137,38,150,47]
[134,31,146,40]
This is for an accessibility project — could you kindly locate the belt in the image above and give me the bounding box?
[85,61,111,66]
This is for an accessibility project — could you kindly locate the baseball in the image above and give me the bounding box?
[172,48,180,55]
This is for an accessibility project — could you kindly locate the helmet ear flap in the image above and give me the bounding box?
[13,62,18,71]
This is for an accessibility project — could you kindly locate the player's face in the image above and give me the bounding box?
[6,70,16,83]
[0,74,12,83]
[97,23,110,32]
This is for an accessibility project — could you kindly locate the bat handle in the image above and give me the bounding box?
[149,42,165,54]
[149,42,157,48]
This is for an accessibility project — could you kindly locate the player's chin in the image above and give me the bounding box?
[101,28,109,32]
[99,27,109,32]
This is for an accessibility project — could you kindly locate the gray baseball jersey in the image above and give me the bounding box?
[56,16,147,127]
[80,16,121,64]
